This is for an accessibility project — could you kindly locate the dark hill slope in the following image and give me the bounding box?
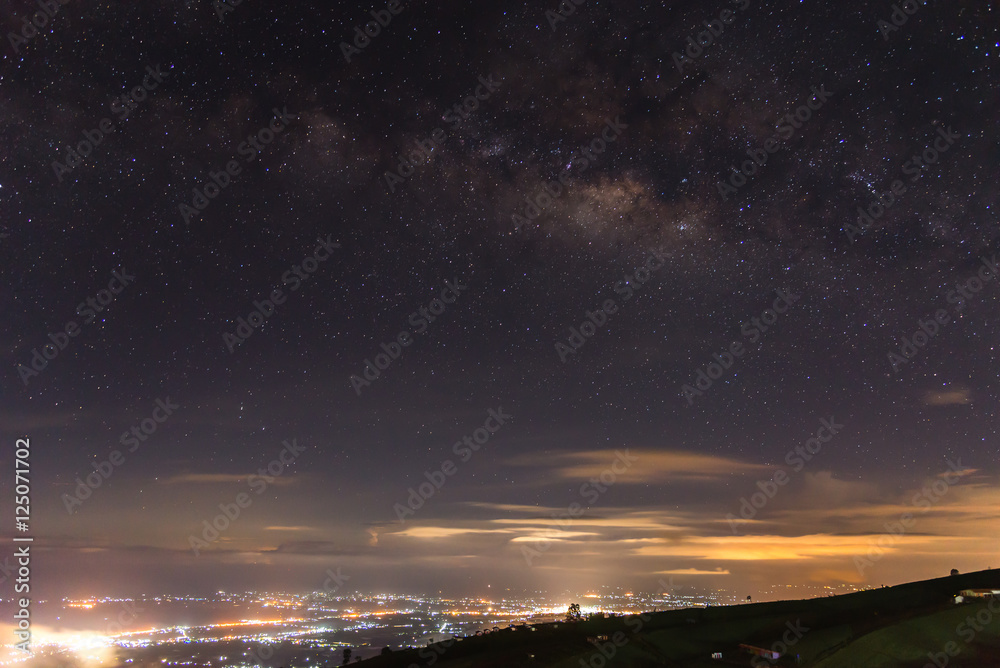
[357,569,1000,667]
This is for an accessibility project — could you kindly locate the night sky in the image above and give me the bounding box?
[2,0,999,600]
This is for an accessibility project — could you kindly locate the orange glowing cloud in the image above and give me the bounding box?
[509,449,770,482]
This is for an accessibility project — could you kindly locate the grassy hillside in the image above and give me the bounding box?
[355,568,1000,667]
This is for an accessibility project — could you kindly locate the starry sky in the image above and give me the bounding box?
[1,0,999,600]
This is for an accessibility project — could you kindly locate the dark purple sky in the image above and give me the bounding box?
[1,0,998,600]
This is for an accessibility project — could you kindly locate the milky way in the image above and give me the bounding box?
[1,0,999,598]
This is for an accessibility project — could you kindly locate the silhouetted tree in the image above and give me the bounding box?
[566,603,583,622]
[951,568,960,576]
[381,646,392,656]
[342,648,351,665]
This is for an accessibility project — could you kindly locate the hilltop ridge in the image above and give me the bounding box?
[357,568,1000,667]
